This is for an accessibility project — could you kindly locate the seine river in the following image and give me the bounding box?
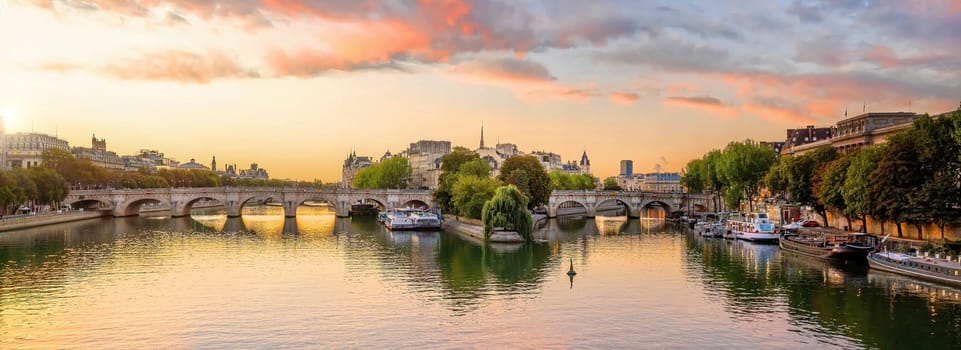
[2,206,960,349]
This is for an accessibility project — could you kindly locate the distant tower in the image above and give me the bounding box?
[211,156,217,172]
[91,134,107,151]
[580,150,591,174]
[479,124,485,149]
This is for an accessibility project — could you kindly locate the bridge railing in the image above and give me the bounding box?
[66,187,434,197]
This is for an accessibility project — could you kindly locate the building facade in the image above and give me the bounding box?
[72,134,124,170]
[619,160,633,177]
[781,112,918,155]
[342,151,373,188]
[4,132,70,168]
[407,140,450,189]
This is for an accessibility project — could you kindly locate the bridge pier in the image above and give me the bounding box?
[283,200,298,218]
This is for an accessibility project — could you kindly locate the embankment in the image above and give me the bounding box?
[0,211,112,233]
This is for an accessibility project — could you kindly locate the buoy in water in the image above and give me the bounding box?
[567,258,577,276]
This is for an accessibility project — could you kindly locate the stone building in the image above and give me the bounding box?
[407,140,450,189]
[72,134,124,170]
[781,112,918,155]
[4,132,70,168]
[342,150,373,188]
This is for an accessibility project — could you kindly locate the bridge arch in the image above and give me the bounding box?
[639,200,672,218]
[115,197,168,217]
[67,198,110,211]
[551,199,589,217]
[175,196,226,217]
[595,198,633,216]
[401,199,430,209]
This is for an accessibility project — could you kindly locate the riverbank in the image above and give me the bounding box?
[0,210,111,232]
[441,215,486,240]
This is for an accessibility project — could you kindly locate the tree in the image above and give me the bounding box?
[497,155,551,209]
[378,156,411,189]
[842,147,883,233]
[458,158,491,178]
[550,171,595,190]
[434,148,481,212]
[451,175,501,219]
[28,167,68,206]
[818,154,853,230]
[868,134,922,238]
[702,150,726,211]
[681,158,706,194]
[352,156,411,189]
[718,140,778,212]
[602,177,621,191]
[908,113,961,240]
[482,185,534,241]
[784,146,837,226]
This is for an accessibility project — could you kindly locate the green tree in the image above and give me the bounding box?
[497,155,551,209]
[458,158,491,178]
[482,185,534,241]
[451,175,501,219]
[28,167,68,206]
[379,156,412,189]
[434,148,481,212]
[908,113,961,240]
[351,156,411,189]
[868,134,922,238]
[602,177,621,191]
[785,146,837,226]
[718,140,778,212]
[842,147,884,233]
[818,154,853,230]
[681,159,706,194]
[550,171,595,190]
[0,172,19,214]
[703,150,726,211]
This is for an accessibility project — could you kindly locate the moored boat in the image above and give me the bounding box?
[868,250,961,287]
[725,212,778,242]
[779,233,876,261]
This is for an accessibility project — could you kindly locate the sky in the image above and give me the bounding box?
[1,0,959,181]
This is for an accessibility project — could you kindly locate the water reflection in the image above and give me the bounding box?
[685,233,961,349]
[4,213,961,348]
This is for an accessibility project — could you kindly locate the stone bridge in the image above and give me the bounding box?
[548,190,715,218]
[65,187,434,218]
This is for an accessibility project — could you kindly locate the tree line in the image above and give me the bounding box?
[432,147,574,220]
[682,108,961,240]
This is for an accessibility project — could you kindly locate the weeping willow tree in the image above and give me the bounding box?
[482,185,533,241]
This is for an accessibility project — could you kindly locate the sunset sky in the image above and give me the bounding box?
[1,0,958,181]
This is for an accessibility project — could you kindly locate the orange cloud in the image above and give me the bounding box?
[39,50,257,83]
[609,92,639,105]
[664,96,737,118]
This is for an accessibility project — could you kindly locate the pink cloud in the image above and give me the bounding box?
[609,92,639,105]
[450,58,556,83]
[664,96,736,118]
[741,102,816,125]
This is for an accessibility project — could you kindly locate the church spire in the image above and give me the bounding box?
[479,124,485,149]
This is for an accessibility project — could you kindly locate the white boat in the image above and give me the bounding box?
[384,210,441,230]
[725,212,779,242]
[409,212,442,230]
[386,216,417,230]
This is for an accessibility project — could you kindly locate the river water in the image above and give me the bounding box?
[1,206,960,349]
